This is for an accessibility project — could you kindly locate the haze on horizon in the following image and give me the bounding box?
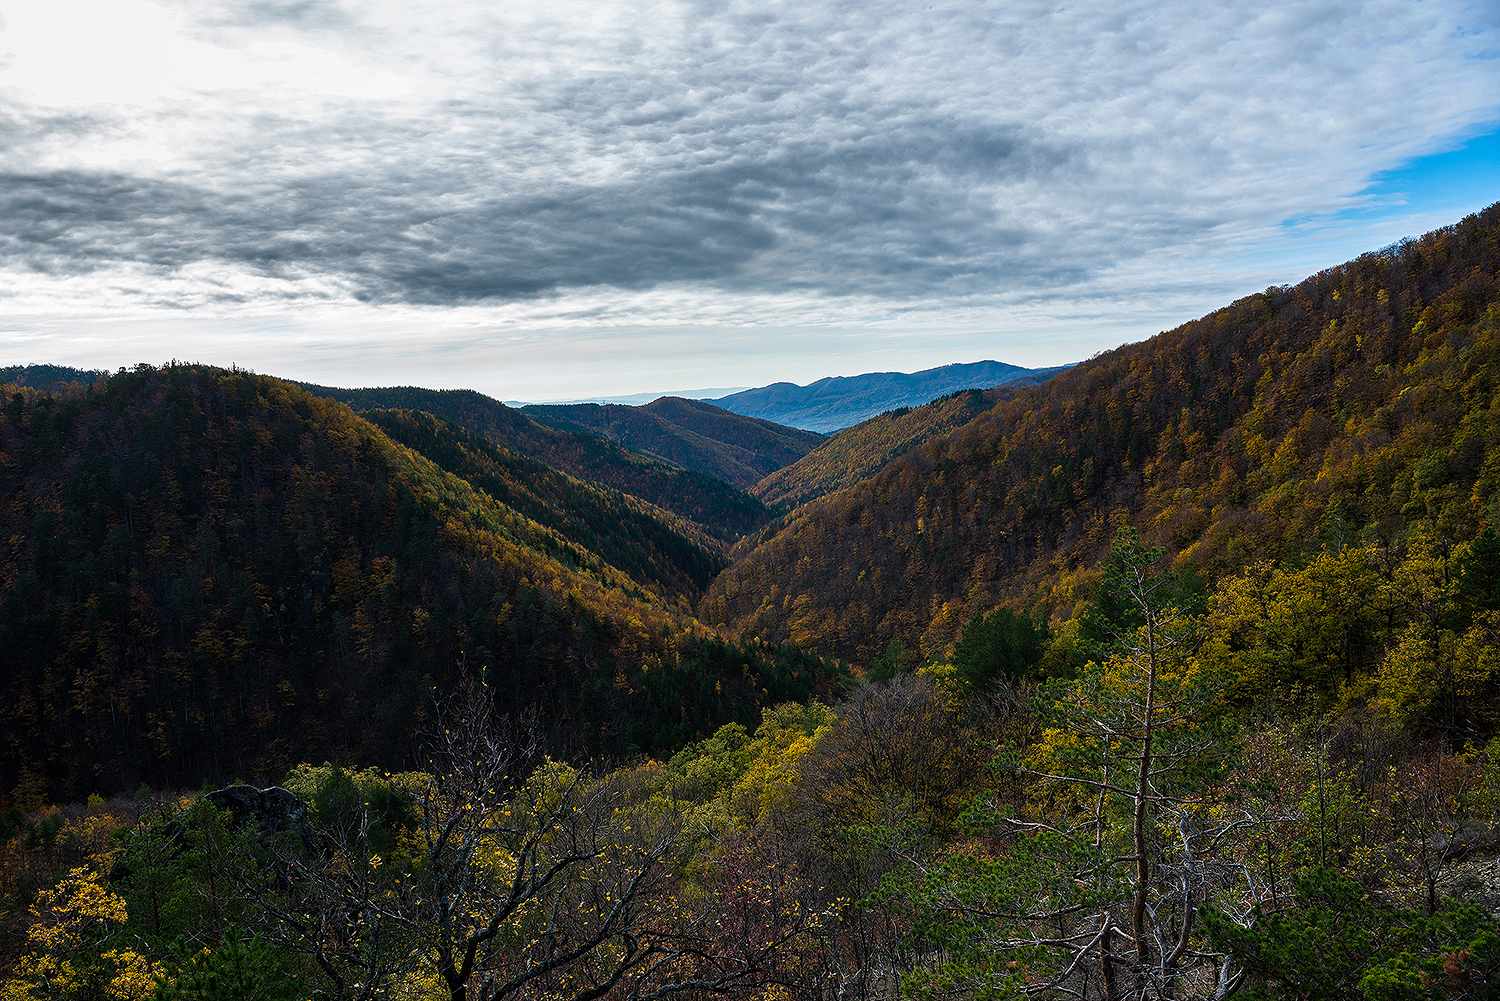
[0,0,1496,401]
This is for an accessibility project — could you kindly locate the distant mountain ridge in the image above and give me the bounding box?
[708,360,1072,432]
[520,397,823,491]
[295,383,774,540]
[506,387,751,407]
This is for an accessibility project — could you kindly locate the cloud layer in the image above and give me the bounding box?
[0,0,1497,388]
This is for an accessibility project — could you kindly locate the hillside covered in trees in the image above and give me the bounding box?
[752,387,1017,510]
[0,367,845,804]
[362,408,727,600]
[299,382,777,541]
[706,202,1500,666]
[521,396,824,490]
[0,366,108,392]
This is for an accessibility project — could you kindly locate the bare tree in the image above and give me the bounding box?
[264,675,816,1001]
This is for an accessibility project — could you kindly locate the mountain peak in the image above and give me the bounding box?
[709,360,1068,432]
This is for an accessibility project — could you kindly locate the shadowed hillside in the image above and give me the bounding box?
[298,383,775,539]
[703,204,1500,664]
[364,408,727,600]
[0,366,843,800]
[521,396,823,490]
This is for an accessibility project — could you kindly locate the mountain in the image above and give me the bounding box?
[0,366,844,800]
[701,203,1500,665]
[362,408,727,600]
[709,360,1072,433]
[520,396,824,490]
[297,384,774,540]
[752,386,1015,510]
[0,364,107,391]
[506,386,751,406]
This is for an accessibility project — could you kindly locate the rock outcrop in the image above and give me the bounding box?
[205,784,317,851]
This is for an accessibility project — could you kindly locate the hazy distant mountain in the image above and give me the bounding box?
[505,387,751,407]
[709,360,1071,432]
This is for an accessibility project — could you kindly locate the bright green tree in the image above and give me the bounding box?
[950,607,1048,695]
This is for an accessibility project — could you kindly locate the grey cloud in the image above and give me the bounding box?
[1,0,1495,318]
[199,0,356,30]
[0,102,1084,305]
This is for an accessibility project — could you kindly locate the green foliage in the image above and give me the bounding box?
[1454,526,1500,618]
[664,701,838,829]
[1076,530,1204,658]
[887,824,1107,1001]
[878,534,1247,999]
[1203,867,1500,1000]
[667,723,754,797]
[867,635,910,683]
[154,938,305,1001]
[280,763,416,854]
[112,798,266,952]
[949,606,1047,694]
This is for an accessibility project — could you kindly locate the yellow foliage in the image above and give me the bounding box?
[1373,623,1454,727]
[25,867,127,953]
[523,759,583,818]
[385,963,448,1001]
[101,950,165,1001]
[1203,546,1381,702]
[723,702,835,826]
[914,662,965,707]
[0,866,155,1001]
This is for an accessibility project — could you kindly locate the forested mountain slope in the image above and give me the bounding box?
[298,383,773,539]
[702,203,1500,664]
[710,359,1070,432]
[0,367,842,801]
[521,396,823,490]
[753,387,1013,509]
[0,364,107,391]
[363,408,726,599]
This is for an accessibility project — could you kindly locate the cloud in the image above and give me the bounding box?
[202,0,357,30]
[0,0,1496,336]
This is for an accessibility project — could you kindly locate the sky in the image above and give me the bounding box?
[0,0,1497,401]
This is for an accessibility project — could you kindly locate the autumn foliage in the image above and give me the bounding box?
[707,203,1500,666]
